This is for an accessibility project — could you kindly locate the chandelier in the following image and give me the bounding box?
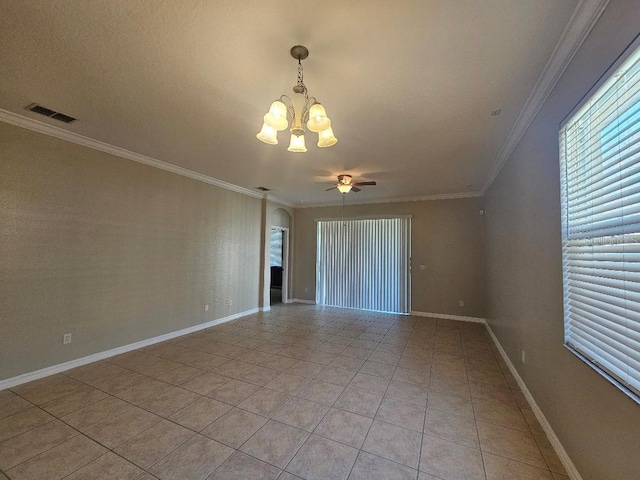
[256,45,337,152]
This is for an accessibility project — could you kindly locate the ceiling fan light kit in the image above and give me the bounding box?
[337,183,352,193]
[327,174,377,194]
[256,45,338,151]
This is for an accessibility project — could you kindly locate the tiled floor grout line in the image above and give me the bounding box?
[418,357,435,479]
[254,322,406,478]
[341,339,403,479]
[256,337,375,477]
[198,319,391,478]
[468,331,490,480]
[1,306,563,480]
[5,349,298,477]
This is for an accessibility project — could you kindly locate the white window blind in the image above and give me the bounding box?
[560,43,640,399]
[316,217,411,314]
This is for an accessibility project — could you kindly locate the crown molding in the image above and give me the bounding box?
[265,194,296,209]
[480,0,610,195]
[0,109,479,208]
[0,108,265,200]
[297,191,482,209]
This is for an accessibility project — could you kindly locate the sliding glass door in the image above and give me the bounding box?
[316,217,411,314]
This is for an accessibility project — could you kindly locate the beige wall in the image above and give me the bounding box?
[0,122,262,381]
[483,1,640,478]
[293,198,485,318]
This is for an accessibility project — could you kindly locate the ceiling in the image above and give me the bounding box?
[0,0,582,206]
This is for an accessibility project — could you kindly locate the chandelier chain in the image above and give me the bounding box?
[297,60,308,99]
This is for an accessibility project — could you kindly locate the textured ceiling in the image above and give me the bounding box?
[0,0,579,205]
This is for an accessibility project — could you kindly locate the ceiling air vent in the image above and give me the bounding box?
[26,103,77,124]
[255,187,270,191]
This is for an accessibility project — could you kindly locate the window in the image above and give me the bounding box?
[560,42,640,401]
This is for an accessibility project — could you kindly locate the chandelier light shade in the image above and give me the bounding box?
[264,101,288,131]
[317,126,338,147]
[306,103,330,132]
[257,45,337,152]
[288,134,307,153]
[256,123,278,144]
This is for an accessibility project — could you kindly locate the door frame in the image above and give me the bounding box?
[314,216,412,314]
[270,226,289,305]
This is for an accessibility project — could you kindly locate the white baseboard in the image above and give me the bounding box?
[260,306,271,312]
[291,298,316,305]
[485,324,583,480]
[410,311,486,324]
[0,308,260,391]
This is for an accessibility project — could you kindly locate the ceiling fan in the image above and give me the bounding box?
[326,174,377,194]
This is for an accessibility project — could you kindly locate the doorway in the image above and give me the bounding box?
[270,227,289,305]
[316,217,411,313]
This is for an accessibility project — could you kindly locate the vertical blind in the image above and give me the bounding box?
[560,43,640,398]
[316,217,411,314]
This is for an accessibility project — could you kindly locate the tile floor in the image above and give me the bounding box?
[0,305,570,480]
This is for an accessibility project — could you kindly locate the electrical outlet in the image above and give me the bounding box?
[521,350,526,364]
[459,300,464,307]
[204,304,209,312]
[419,265,426,271]
[304,287,309,293]
[63,333,72,345]
[225,298,232,307]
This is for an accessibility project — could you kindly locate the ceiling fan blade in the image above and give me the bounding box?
[325,186,337,191]
[353,181,377,186]
[351,186,362,193]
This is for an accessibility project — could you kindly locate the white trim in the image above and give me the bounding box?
[486,324,584,480]
[0,108,478,207]
[292,299,316,305]
[298,192,481,208]
[266,194,296,209]
[0,109,264,200]
[410,311,486,324]
[0,308,259,391]
[480,0,610,195]
[260,306,271,312]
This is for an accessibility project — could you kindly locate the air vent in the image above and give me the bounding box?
[26,103,77,124]
[255,187,270,191]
